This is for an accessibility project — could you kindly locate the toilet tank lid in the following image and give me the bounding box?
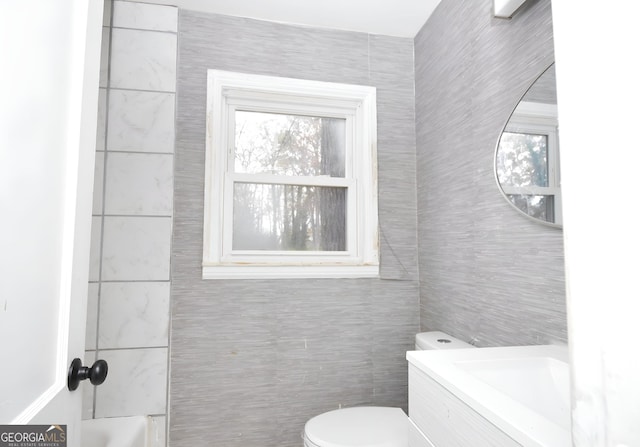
[415,331,475,350]
[304,407,407,447]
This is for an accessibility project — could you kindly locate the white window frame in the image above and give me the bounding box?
[501,101,562,225]
[203,70,379,279]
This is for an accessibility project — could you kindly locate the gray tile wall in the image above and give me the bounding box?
[414,0,567,346]
[170,11,419,447]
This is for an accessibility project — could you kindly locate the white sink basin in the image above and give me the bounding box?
[407,345,570,447]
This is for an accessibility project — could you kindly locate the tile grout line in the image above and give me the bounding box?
[98,150,175,156]
[107,85,177,95]
[95,214,173,219]
[111,25,178,36]
[89,279,171,284]
[95,346,170,352]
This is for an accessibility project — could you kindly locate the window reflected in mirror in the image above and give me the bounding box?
[495,63,561,227]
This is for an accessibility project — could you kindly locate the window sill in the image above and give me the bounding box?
[202,264,379,279]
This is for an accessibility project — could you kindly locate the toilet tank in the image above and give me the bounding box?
[415,331,475,350]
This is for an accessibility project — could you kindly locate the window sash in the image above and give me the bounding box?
[222,176,357,260]
[224,104,357,259]
[227,104,355,178]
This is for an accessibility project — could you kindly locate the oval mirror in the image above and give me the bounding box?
[495,63,561,227]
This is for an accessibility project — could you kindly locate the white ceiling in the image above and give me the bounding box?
[131,0,442,38]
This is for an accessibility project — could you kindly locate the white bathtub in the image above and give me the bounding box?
[81,416,149,447]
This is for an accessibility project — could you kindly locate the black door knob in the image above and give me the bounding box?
[67,358,108,391]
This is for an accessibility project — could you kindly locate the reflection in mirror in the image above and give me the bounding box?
[496,64,561,227]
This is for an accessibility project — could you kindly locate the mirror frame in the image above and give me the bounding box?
[493,62,561,229]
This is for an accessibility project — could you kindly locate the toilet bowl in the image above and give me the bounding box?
[304,407,407,447]
[303,331,474,447]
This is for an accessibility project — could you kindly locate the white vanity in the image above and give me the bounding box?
[406,345,570,447]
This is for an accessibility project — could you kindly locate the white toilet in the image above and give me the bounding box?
[303,331,474,447]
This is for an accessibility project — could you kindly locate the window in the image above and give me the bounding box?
[496,101,561,225]
[203,70,378,279]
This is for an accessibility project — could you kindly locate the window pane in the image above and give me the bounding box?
[507,194,554,223]
[497,132,548,187]
[234,111,346,177]
[233,183,346,251]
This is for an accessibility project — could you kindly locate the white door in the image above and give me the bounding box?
[0,1,103,445]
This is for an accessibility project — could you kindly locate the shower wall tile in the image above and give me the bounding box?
[113,1,178,32]
[101,216,171,281]
[100,26,110,88]
[92,151,105,215]
[107,89,175,153]
[89,216,102,282]
[85,283,99,350]
[148,416,166,447]
[110,28,177,92]
[95,347,168,417]
[103,0,112,27]
[104,152,173,215]
[81,380,95,421]
[82,350,96,420]
[96,88,107,152]
[89,3,175,439]
[99,282,170,349]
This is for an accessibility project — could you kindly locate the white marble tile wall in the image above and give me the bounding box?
[104,153,174,214]
[112,1,178,32]
[99,282,170,349]
[103,0,112,27]
[99,27,110,88]
[96,89,107,151]
[107,90,176,153]
[82,350,97,420]
[86,284,99,350]
[101,216,172,281]
[110,28,177,92]
[148,416,167,447]
[89,216,102,282]
[85,4,176,445]
[94,348,169,417]
[93,151,105,214]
